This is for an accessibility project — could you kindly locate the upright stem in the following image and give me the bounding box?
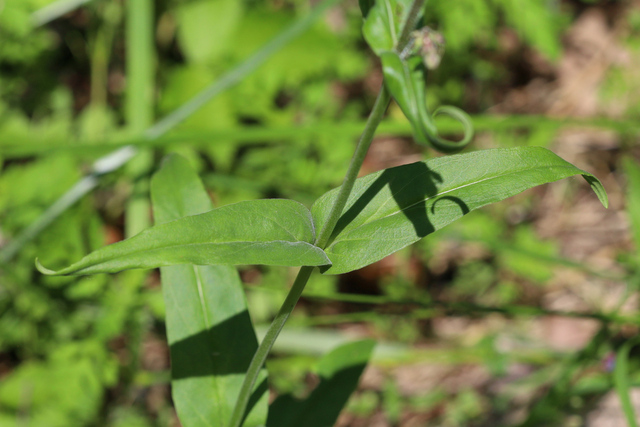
[396,0,425,50]
[228,1,424,425]
[314,87,391,248]
[227,266,314,427]
[228,87,391,427]
[313,0,424,248]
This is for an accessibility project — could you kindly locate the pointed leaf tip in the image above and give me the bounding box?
[582,174,609,208]
[34,199,330,276]
[35,258,57,275]
[312,147,610,275]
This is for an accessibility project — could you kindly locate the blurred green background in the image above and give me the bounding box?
[1,0,640,425]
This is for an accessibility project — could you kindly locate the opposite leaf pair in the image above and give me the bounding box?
[37,147,607,277]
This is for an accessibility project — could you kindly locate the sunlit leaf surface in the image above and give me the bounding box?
[152,154,268,427]
[37,196,330,276]
[312,147,607,274]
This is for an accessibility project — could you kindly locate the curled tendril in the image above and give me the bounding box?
[426,105,474,153]
[380,49,474,154]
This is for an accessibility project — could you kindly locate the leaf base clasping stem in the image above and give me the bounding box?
[227,0,426,424]
[227,86,391,427]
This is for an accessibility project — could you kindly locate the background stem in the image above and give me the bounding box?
[124,0,154,238]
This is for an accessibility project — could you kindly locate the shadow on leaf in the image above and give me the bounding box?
[169,311,268,421]
[329,161,468,244]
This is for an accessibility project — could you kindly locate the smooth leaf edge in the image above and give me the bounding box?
[35,199,332,276]
[313,147,608,275]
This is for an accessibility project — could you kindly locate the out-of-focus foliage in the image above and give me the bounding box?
[0,0,638,425]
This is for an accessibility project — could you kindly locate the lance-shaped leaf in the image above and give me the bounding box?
[362,0,415,54]
[152,154,268,427]
[312,147,608,275]
[380,51,473,153]
[36,199,330,276]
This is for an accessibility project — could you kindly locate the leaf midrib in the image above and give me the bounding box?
[328,163,579,248]
[72,240,323,273]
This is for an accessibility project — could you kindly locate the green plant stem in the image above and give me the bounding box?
[119,0,155,400]
[229,3,428,423]
[314,88,391,248]
[227,88,390,427]
[395,0,425,50]
[227,87,390,427]
[227,265,314,427]
[314,0,426,249]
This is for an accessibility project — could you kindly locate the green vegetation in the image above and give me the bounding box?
[1,0,639,426]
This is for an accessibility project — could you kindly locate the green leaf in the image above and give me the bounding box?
[0,342,115,427]
[36,197,330,276]
[267,339,375,427]
[358,0,375,18]
[498,0,563,60]
[362,0,415,54]
[614,339,640,427]
[497,226,558,282]
[152,154,268,427]
[623,157,640,264]
[380,51,473,153]
[312,147,608,275]
[175,0,244,64]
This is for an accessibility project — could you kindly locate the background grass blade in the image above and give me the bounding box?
[267,339,375,427]
[31,0,95,26]
[623,157,640,265]
[312,146,608,274]
[0,0,340,263]
[114,0,157,400]
[0,175,98,263]
[614,339,640,427]
[143,0,341,140]
[152,154,268,427]
[3,115,639,158]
